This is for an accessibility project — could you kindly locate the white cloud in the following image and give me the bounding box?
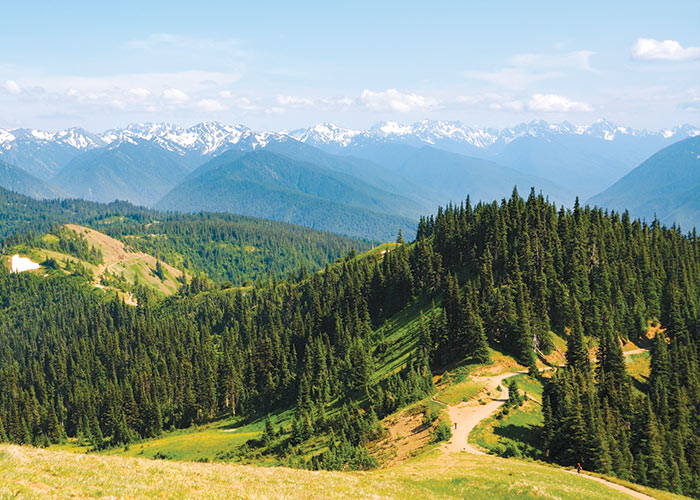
[195,98,225,112]
[489,100,524,112]
[527,93,592,112]
[3,80,21,95]
[162,88,190,103]
[456,93,524,111]
[2,71,241,114]
[359,89,439,113]
[276,95,316,107]
[129,87,151,98]
[273,95,355,111]
[632,38,700,61]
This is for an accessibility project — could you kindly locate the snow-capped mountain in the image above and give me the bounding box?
[0,121,288,178]
[291,118,699,151]
[0,127,104,179]
[289,119,700,197]
[100,121,284,158]
[288,122,363,148]
[1,118,697,190]
[0,127,103,150]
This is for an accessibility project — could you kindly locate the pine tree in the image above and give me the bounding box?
[567,298,590,372]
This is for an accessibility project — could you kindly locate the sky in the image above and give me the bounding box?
[0,0,698,132]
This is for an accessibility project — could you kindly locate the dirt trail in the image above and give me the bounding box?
[440,370,524,454]
[622,348,649,356]
[441,349,658,499]
[562,470,659,500]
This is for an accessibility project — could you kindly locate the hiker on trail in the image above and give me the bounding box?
[576,462,582,474]
[454,422,457,430]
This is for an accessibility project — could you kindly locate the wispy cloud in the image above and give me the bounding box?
[527,93,592,112]
[359,89,439,113]
[126,33,244,54]
[275,95,354,111]
[632,38,700,61]
[464,50,596,90]
[465,68,562,90]
[509,50,596,71]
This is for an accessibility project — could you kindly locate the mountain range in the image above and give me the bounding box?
[0,119,697,238]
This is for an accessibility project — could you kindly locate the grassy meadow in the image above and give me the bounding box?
[2,443,678,500]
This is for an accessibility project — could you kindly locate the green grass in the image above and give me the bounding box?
[626,351,650,392]
[2,443,665,500]
[371,297,439,381]
[435,379,486,405]
[52,409,298,465]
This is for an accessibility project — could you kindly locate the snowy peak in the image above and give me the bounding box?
[291,119,700,149]
[289,122,362,147]
[0,129,16,146]
[1,119,698,160]
[99,121,284,157]
[0,127,103,150]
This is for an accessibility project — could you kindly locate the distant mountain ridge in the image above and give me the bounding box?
[1,119,696,178]
[0,118,697,238]
[289,119,700,197]
[288,119,698,151]
[0,160,62,199]
[52,138,189,206]
[157,149,419,241]
[588,136,700,230]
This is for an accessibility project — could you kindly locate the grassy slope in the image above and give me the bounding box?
[1,443,669,500]
[3,224,185,299]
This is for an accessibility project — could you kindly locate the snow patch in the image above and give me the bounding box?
[31,129,54,141]
[11,254,40,273]
[0,129,15,144]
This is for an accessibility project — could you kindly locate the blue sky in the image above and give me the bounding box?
[1,0,698,131]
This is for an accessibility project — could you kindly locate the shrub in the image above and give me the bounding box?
[431,421,452,443]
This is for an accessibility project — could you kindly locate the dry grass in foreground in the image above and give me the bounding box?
[0,444,678,500]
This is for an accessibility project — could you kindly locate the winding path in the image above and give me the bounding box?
[440,370,523,455]
[440,350,659,499]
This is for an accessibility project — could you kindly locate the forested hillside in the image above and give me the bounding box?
[0,189,698,495]
[0,187,370,285]
[0,161,62,199]
[97,213,372,284]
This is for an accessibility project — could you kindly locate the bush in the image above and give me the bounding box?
[431,421,452,443]
[496,441,522,458]
[421,407,439,426]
